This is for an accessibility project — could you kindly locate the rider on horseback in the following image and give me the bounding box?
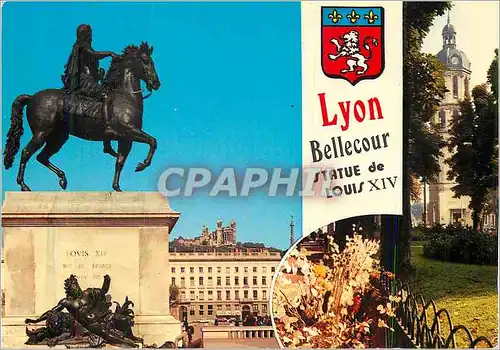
[62,24,121,135]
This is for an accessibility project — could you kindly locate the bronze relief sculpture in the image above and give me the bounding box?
[3,24,161,191]
[25,274,142,348]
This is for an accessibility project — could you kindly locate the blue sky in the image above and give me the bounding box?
[1,1,302,249]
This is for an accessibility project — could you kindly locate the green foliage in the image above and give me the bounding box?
[169,284,180,306]
[423,225,498,265]
[390,1,452,274]
[487,48,498,100]
[404,2,451,182]
[447,61,498,229]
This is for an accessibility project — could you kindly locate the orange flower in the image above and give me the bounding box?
[313,264,327,278]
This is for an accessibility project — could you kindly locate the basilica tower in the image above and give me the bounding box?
[427,14,473,226]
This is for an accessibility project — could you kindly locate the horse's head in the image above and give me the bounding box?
[115,42,160,92]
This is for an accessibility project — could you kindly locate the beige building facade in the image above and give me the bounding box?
[169,250,281,322]
[427,16,474,227]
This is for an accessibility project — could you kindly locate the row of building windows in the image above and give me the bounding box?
[172,276,268,287]
[171,266,275,274]
[180,289,268,301]
[188,303,267,316]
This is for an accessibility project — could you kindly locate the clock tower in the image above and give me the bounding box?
[427,13,473,226]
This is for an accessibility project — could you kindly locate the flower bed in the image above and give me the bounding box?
[272,234,399,348]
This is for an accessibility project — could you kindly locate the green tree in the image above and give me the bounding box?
[447,51,498,230]
[382,2,451,276]
[488,49,498,100]
[170,284,180,307]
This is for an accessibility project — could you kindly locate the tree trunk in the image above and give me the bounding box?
[473,210,481,231]
[398,84,412,277]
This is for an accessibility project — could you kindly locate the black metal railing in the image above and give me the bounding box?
[393,280,495,348]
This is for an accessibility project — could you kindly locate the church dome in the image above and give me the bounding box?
[436,13,471,72]
[437,47,471,71]
[442,22,456,34]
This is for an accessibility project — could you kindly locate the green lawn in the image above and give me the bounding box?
[410,243,498,347]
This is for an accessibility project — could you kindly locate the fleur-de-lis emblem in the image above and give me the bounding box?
[364,10,379,24]
[346,9,360,23]
[328,9,342,24]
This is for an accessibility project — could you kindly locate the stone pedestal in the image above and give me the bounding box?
[1,192,181,348]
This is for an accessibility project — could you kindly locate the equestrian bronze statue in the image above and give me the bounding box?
[3,24,160,191]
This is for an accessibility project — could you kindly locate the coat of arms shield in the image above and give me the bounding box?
[321,6,385,85]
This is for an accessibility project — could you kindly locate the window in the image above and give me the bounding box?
[262,277,267,286]
[208,276,213,286]
[439,110,446,128]
[217,267,222,273]
[253,267,257,273]
[199,267,203,273]
[244,267,249,273]
[181,277,186,287]
[226,290,231,300]
[171,277,176,286]
[190,267,194,273]
[217,304,222,311]
[226,267,230,273]
[190,307,195,316]
[181,267,185,273]
[244,291,249,299]
[225,276,230,286]
[252,304,258,313]
[190,277,195,287]
[262,290,267,300]
[208,305,213,316]
[453,75,459,98]
[271,267,275,273]
[199,291,204,300]
[262,304,268,314]
[190,291,195,301]
[465,78,470,97]
[199,277,204,286]
[181,290,186,300]
[234,277,239,285]
[253,290,258,300]
[225,304,231,311]
[235,291,240,300]
[244,277,248,286]
[253,277,258,286]
[199,305,204,316]
[235,267,239,273]
[235,304,240,310]
[217,291,222,300]
[217,277,222,286]
[171,267,176,273]
[208,267,212,273]
[208,291,213,300]
[262,267,267,272]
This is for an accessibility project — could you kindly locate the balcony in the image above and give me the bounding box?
[201,326,275,341]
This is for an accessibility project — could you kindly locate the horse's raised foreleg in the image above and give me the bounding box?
[36,131,69,190]
[16,132,47,191]
[112,140,132,192]
[103,140,118,158]
[123,128,157,172]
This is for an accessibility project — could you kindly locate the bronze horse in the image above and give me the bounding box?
[3,42,160,191]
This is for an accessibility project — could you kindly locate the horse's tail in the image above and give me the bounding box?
[4,94,31,169]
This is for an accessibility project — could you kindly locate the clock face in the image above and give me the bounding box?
[451,56,459,65]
